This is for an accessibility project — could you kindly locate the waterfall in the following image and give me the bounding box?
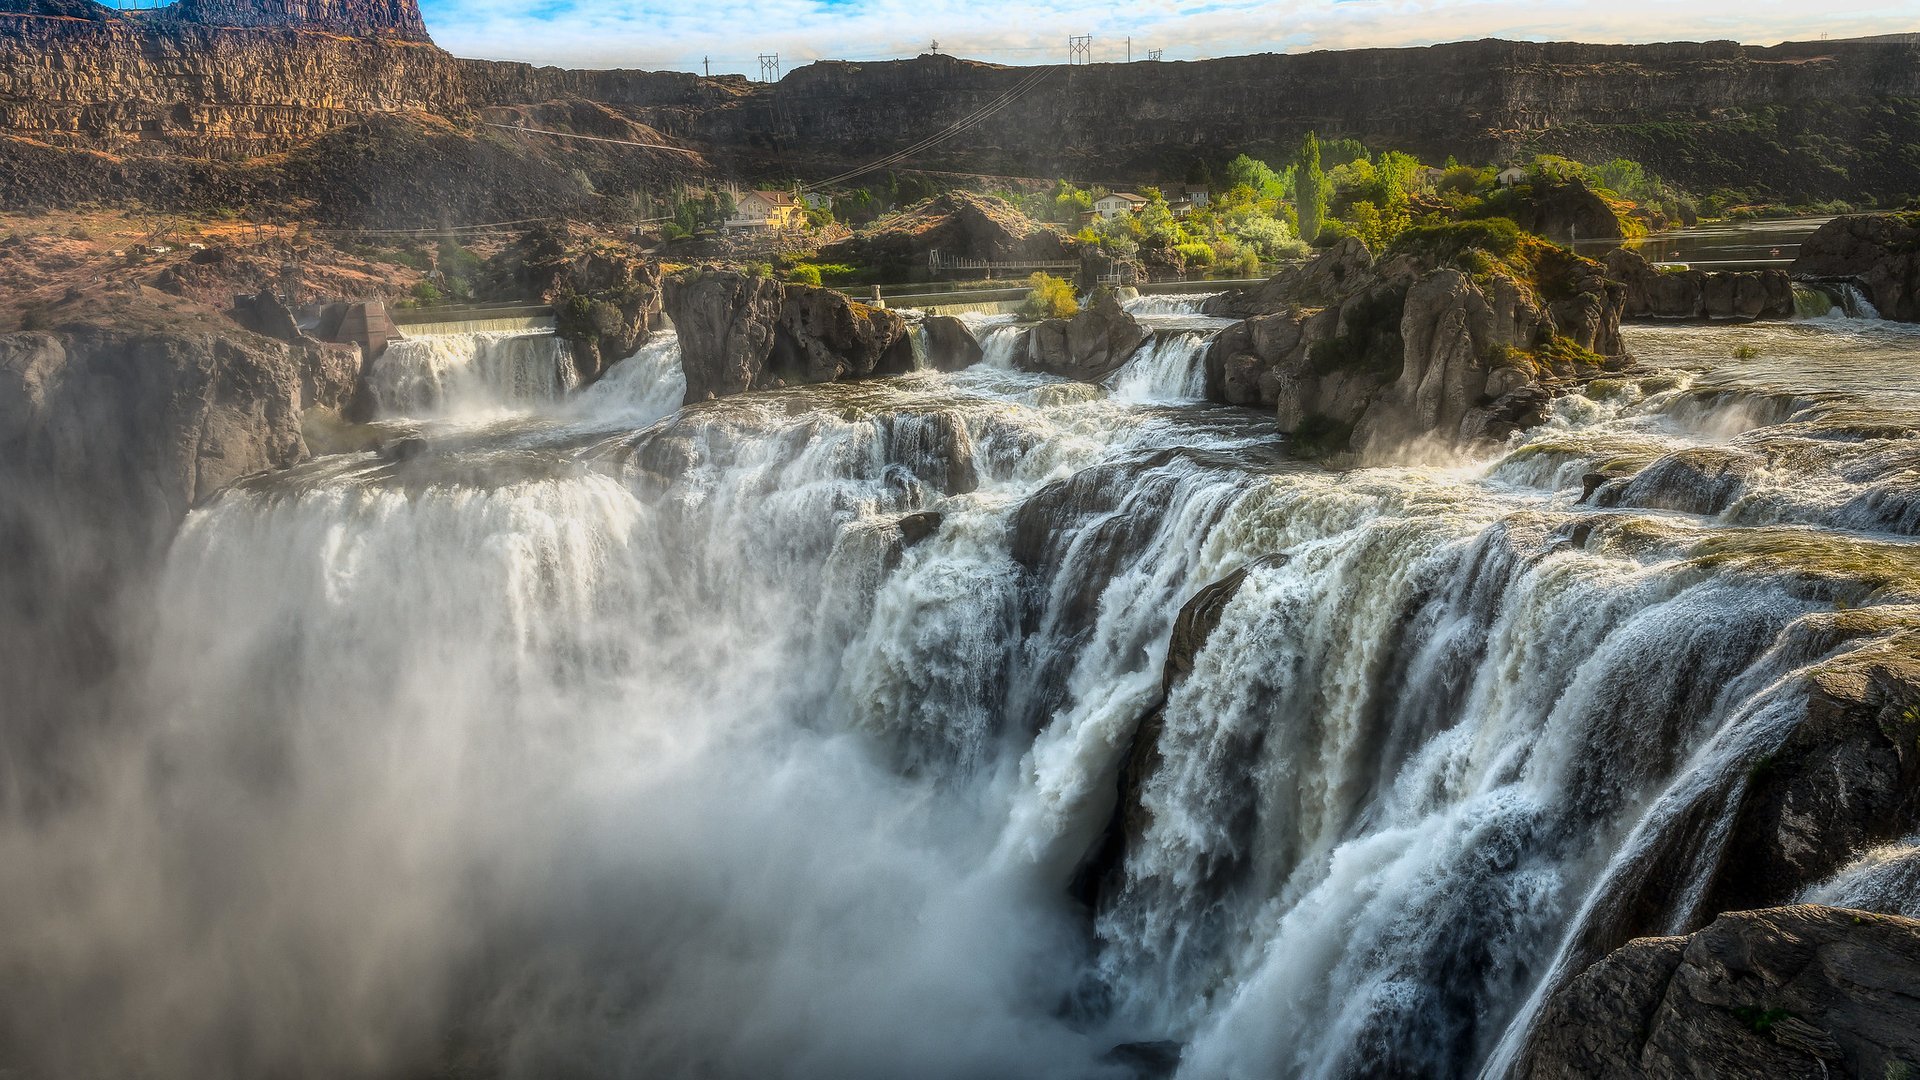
[575,333,688,426]
[2,309,1916,1079]
[368,331,578,417]
[1804,836,1920,918]
[1791,284,1835,319]
[1107,331,1214,402]
[1123,293,1220,317]
[978,323,1027,369]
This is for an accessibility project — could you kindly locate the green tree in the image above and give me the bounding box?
[1296,132,1330,243]
[1019,272,1079,320]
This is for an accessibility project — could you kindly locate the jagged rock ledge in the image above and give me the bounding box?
[662,269,915,403]
[1791,212,1920,323]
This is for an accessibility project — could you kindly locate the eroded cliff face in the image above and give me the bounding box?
[1792,213,1920,322]
[662,269,915,403]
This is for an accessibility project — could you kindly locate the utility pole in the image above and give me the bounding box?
[703,56,711,77]
[758,53,780,83]
[1127,36,1131,62]
[1068,35,1092,65]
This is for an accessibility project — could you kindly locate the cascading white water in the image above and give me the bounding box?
[574,332,688,426]
[1123,294,1220,317]
[1108,331,1214,402]
[1,304,1915,1080]
[368,330,578,417]
[1804,836,1920,917]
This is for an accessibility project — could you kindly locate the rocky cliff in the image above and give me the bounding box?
[1606,248,1795,320]
[1515,905,1920,1080]
[0,15,1916,217]
[0,287,361,788]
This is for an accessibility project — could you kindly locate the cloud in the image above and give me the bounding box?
[419,0,1918,73]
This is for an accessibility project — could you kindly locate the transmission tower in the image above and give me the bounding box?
[930,39,941,54]
[1147,48,1163,61]
[758,53,781,82]
[1067,35,1093,65]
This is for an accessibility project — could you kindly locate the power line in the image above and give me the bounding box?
[800,64,1061,191]
[479,122,704,156]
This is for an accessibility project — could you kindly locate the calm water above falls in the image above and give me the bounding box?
[2,304,1915,1080]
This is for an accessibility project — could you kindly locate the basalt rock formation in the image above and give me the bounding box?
[487,226,663,383]
[919,315,982,372]
[1791,213,1920,323]
[1606,248,1796,320]
[663,269,914,403]
[1204,234,1627,458]
[173,0,430,39]
[0,290,362,781]
[1515,905,1920,1080]
[1022,288,1148,383]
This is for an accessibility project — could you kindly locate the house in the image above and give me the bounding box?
[800,192,833,212]
[1094,192,1150,220]
[725,189,804,231]
[1496,166,1529,188]
[1168,184,1212,216]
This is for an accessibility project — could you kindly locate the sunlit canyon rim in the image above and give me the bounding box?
[2,2,1920,1079]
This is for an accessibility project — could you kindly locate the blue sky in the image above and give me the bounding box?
[418,0,1918,74]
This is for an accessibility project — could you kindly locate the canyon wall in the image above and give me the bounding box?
[0,4,1915,207]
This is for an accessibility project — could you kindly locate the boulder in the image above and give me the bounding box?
[662,270,913,403]
[1791,213,1920,322]
[1607,447,1768,516]
[921,314,983,372]
[1023,287,1148,382]
[1514,905,1920,1080]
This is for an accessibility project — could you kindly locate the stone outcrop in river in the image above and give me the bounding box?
[1204,228,1627,457]
[663,269,914,402]
[1791,212,1920,322]
[817,191,1072,279]
[486,226,663,383]
[1605,248,1795,320]
[1022,287,1149,382]
[1515,905,1920,1080]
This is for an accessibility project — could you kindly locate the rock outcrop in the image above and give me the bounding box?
[0,295,361,780]
[819,191,1072,277]
[1514,905,1920,1080]
[1791,213,1920,322]
[1204,232,1627,458]
[920,314,982,372]
[1023,288,1148,382]
[1606,248,1795,320]
[662,269,914,403]
[489,226,663,383]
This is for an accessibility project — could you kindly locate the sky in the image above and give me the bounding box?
[417,0,1919,75]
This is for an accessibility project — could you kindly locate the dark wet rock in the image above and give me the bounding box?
[895,510,942,547]
[377,434,428,462]
[1791,212,1920,323]
[1614,447,1766,517]
[921,314,982,372]
[1101,1040,1183,1079]
[664,270,912,403]
[879,411,978,497]
[1514,905,1920,1080]
[1023,287,1148,382]
[1605,249,1794,320]
[1501,178,1626,245]
[1578,470,1630,505]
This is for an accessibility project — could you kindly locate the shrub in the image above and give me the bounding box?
[408,280,443,306]
[1174,241,1216,268]
[1019,272,1079,320]
[1387,217,1524,263]
[786,263,823,286]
